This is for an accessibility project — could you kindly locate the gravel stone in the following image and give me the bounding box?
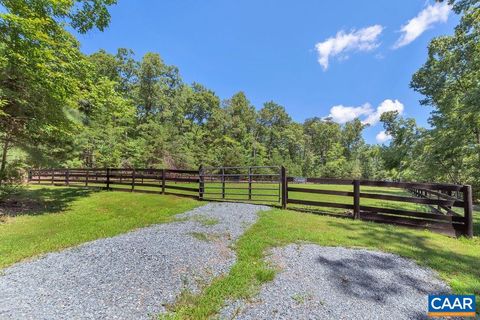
[0,202,268,320]
[220,244,451,320]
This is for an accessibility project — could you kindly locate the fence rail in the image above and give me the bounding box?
[28,167,474,237]
[28,168,199,199]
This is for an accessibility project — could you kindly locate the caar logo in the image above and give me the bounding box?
[428,295,476,317]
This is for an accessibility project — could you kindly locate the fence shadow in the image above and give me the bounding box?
[0,187,96,218]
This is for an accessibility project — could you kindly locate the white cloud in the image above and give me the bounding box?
[394,2,451,49]
[327,103,373,124]
[315,25,383,70]
[325,99,404,125]
[376,130,392,143]
[363,99,404,125]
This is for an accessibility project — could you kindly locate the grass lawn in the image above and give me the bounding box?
[164,208,480,319]
[0,186,201,269]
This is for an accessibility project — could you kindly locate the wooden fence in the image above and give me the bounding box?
[284,177,473,238]
[28,167,474,237]
[28,168,200,199]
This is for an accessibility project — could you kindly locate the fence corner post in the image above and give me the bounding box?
[198,165,204,200]
[462,185,473,237]
[28,170,32,182]
[353,179,360,219]
[281,166,287,209]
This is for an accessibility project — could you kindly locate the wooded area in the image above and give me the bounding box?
[1,0,480,197]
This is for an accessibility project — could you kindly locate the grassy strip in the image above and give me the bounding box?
[60,182,435,214]
[164,209,480,319]
[0,186,201,269]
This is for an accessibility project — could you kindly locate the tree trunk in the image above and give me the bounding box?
[474,127,480,171]
[0,136,10,184]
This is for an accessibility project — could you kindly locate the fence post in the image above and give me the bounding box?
[28,170,32,182]
[281,166,287,209]
[248,167,252,200]
[85,169,89,187]
[162,169,166,194]
[221,168,225,199]
[131,169,135,192]
[199,165,204,200]
[353,179,360,219]
[462,185,473,237]
[106,168,111,190]
[65,169,69,186]
[51,169,54,185]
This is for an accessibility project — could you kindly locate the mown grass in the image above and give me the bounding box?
[164,209,480,319]
[0,186,201,269]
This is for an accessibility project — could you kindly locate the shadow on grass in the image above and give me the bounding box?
[473,211,480,236]
[0,187,96,218]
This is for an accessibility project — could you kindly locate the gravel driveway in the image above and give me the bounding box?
[0,202,268,320]
[220,244,450,320]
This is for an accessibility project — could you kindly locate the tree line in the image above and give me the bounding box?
[1,0,479,196]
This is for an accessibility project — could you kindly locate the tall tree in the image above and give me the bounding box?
[0,0,117,180]
[380,111,422,180]
[223,92,257,163]
[411,0,480,187]
[341,118,367,159]
[257,101,292,158]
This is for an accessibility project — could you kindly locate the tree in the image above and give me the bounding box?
[0,0,117,180]
[223,92,258,164]
[136,53,165,118]
[135,52,182,121]
[257,101,292,158]
[183,83,220,128]
[341,119,367,159]
[411,0,480,188]
[380,111,422,180]
[303,118,342,173]
[75,79,135,167]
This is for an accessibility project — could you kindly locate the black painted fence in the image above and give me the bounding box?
[28,167,474,237]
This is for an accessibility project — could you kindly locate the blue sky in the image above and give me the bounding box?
[76,0,459,144]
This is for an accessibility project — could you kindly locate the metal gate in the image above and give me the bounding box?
[199,166,282,204]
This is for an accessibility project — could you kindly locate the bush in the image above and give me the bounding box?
[0,158,26,203]
[0,183,22,203]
